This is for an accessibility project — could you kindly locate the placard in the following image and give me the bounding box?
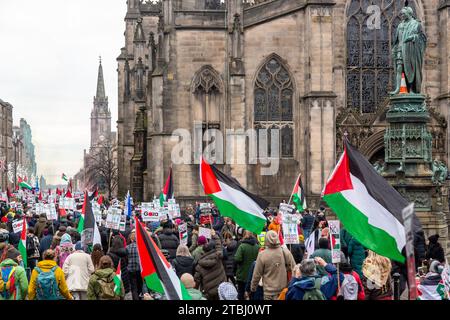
[282,213,299,244]
[199,227,212,239]
[142,209,161,222]
[105,209,114,229]
[35,202,45,215]
[45,203,58,221]
[178,223,188,246]
[119,215,126,232]
[279,203,295,215]
[12,219,25,233]
[168,203,181,219]
[328,220,341,263]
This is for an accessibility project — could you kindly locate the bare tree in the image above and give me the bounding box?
[85,140,118,198]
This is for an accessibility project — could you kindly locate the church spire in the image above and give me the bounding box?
[96,56,106,99]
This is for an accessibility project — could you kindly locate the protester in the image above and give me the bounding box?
[194,230,227,300]
[286,260,325,300]
[234,230,260,300]
[26,226,40,271]
[107,235,130,296]
[418,260,446,300]
[426,234,445,263]
[172,244,195,278]
[301,210,315,239]
[87,255,124,300]
[55,233,74,267]
[126,229,142,300]
[250,230,296,300]
[341,229,365,277]
[180,273,206,300]
[310,237,346,276]
[63,242,95,300]
[340,262,365,300]
[28,249,73,300]
[361,251,393,300]
[192,235,207,263]
[39,227,54,257]
[34,213,48,239]
[222,231,238,284]
[245,261,263,300]
[158,222,179,262]
[0,247,28,300]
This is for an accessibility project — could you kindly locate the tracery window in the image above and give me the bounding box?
[346,0,418,113]
[254,56,294,158]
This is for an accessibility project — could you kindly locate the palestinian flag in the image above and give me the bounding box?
[97,195,104,205]
[65,190,72,198]
[200,157,269,235]
[292,174,307,212]
[38,192,43,201]
[135,216,191,300]
[113,261,122,295]
[78,191,102,248]
[159,167,173,206]
[322,140,423,263]
[18,218,27,269]
[62,173,68,182]
[19,181,33,190]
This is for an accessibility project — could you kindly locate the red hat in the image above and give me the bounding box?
[197,235,207,245]
[1,216,8,223]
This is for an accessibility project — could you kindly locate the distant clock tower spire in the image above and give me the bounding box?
[91,57,111,150]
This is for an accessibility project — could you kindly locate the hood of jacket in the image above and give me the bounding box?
[198,250,219,269]
[291,277,316,291]
[175,255,194,267]
[241,237,258,246]
[0,258,18,268]
[265,230,280,249]
[36,259,58,271]
[163,228,174,236]
[94,268,115,280]
[38,216,47,224]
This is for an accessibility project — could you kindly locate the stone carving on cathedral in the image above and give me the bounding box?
[390,6,427,95]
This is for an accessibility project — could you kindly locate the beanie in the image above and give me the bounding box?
[197,235,207,246]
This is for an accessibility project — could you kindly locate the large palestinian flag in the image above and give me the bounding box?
[322,140,423,263]
[135,217,191,300]
[78,191,102,249]
[18,218,27,269]
[200,157,269,235]
[159,167,174,206]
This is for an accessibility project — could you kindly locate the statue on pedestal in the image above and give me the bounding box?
[390,6,427,95]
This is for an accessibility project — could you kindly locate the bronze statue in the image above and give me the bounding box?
[390,6,427,95]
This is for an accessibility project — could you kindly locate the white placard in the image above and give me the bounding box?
[106,209,114,229]
[35,202,45,215]
[178,223,188,246]
[328,220,341,263]
[119,216,126,232]
[12,220,25,233]
[279,203,295,215]
[199,227,212,239]
[142,209,161,222]
[45,203,58,220]
[282,213,299,244]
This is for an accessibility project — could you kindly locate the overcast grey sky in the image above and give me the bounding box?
[0,0,126,184]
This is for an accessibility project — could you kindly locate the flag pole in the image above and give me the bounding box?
[288,173,301,205]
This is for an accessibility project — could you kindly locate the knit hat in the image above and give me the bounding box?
[218,282,238,300]
[428,234,439,244]
[175,218,181,226]
[60,233,72,245]
[75,241,82,251]
[197,235,207,245]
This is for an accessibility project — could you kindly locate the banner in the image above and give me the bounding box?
[328,220,341,263]
[282,213,299,244]
[178,223,188,246]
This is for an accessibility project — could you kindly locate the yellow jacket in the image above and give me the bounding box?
[28,260,73,300]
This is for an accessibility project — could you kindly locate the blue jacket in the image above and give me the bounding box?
[286,276,318,300]
[39,234,53,256]
[320,263,344,300]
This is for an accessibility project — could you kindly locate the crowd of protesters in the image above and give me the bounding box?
[0,198,449,301]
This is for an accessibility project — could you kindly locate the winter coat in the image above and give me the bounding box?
[222,240,238,277]
[341,229,365,277]
[319,263,345,300]
[290,244,304,264]
[27,234,40,259]
[34,216,48,239]
[172,255,195,278]
[234,237,260,282]
[301,214,315,235]
[310,248,346,276]
[426,242,445,263]
[158,228,180,261]
[192,246,204,264]
[189,232,198,253]
[87,268,124,300]
[63,250,95,292]
[187,288,207,300]
[0,259,28,300]
[28,259,73,300]
[39,234,53,257]
[108,248,130,293]
[286,276,322,300]
[245,261,263,300]
[250,233,296,296]
[194,235,227,300]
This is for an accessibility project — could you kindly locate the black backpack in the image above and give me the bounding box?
[26,236,37,256]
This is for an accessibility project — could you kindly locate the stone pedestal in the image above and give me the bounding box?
[383,94,449,256]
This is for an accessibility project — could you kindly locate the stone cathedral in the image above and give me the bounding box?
[116,0,450,247]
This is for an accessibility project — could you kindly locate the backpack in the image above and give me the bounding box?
[341,273,359,300]
[0,266,17,299]
[303,278,325,300]
[35,266,62,300]
[26,236,37,256]
[97,276,120,300]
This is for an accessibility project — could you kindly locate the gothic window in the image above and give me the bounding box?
[254,56,294,158]
[346,0,418,113]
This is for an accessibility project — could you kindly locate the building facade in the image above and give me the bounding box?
[0,99,13,190]
[116,0,450,238]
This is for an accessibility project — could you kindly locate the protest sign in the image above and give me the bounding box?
[12,219,25,233]
[0,192,8,202]
[106,209,114,229]
[178,223,188,246]
[328,220,341,263]
[45,203,58,220]
[199,227,212,239]
[168,203,181,219]
[282,213,299,244]
[279,203,295,215]
[119,215,126,232]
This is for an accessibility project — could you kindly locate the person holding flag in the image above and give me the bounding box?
[87,255,124,300]
[0,245,29,300]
